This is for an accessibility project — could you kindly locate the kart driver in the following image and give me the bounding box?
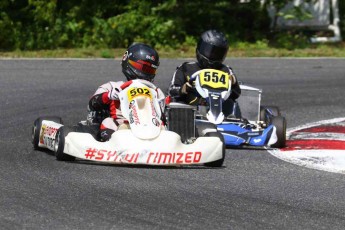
[168,29,241,117]
[87,43,165,142]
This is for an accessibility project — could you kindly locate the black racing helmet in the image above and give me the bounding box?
[196,30,229,68]
[121,43,160,82]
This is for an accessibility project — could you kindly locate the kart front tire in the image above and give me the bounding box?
[54,127,75,161]
[271,116,287,148]
[203,132,225,167]
[32,116,63,150]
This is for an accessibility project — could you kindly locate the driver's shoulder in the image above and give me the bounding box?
[177,61,198,70]
[108,80,124,87]
[179,61,201,74]
[219,64,233,72]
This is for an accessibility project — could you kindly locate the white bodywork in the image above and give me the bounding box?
[64,130,223,165]
[38,120,63,151]
[37,80,224,166]
[193,69,232,124]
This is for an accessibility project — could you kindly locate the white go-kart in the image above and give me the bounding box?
[32,80,225,167]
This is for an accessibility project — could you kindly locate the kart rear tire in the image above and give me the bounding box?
[32,116,63,150]
[270,116,286,148]
[203,132,225,167]
[54,126,75,161]
[260,106,280,122]
[195,121,218,137]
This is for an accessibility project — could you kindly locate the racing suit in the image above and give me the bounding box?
[88,80,165,141]
[168,61,241,117]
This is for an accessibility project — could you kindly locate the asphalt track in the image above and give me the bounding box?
[0,58,345,229]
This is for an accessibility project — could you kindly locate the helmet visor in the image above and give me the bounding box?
[128,59,157,75]
[198,42,228,62]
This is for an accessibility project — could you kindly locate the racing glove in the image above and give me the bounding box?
[180,82,193,95]
[108,86,121,100]
[180,73,198,95]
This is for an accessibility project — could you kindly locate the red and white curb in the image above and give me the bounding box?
[268,118,345,174]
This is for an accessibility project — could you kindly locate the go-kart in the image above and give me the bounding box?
[189,69,286,149]
[32,80,225,167]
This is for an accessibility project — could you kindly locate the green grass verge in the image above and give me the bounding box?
[0,42,344,58]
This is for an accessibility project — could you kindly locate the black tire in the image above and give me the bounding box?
[260,106,280,122]
[54,126,75,161]
[270,116,287,148]
[32,116,63,150]
[203,132,225,167]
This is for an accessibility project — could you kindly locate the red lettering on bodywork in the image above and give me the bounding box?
[84,148,203,164]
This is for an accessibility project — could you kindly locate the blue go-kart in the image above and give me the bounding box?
[191,69,286,149]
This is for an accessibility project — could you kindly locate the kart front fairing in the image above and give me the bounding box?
[193,69,231,124]
[63,129,223,165]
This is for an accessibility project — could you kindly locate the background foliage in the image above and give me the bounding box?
[0,0,343,51]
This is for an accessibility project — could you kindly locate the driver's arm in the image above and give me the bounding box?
[227,67,241,100]
[168,67,187,97]
[230,75,241,100]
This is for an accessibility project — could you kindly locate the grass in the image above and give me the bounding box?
[0,42,344,59]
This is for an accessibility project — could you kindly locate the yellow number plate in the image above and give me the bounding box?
[198,69,230,89]
[127,86,152,101]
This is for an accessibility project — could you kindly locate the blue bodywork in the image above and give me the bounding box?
[216,122,275,147]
